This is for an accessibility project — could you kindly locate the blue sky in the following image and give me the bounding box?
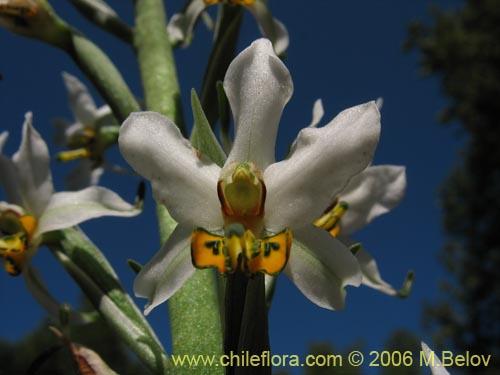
[1,0,463,372]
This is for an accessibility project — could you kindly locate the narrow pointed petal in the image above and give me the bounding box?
[0,132,22,205]
[308,99,324,128]
[62,72,98,126]
[166,0,207,46]
[36,186,140,237]
[285,225,362,310]
[339,165,406,234]
[264,101,380,232]
[246,2,289,55]
[133,225,195,315]
[224,38,293,170]
[119,112,223,229]
[52,118,71,146]
[12,113,54,217]
[0,131,9,153]
[354,245,397,296]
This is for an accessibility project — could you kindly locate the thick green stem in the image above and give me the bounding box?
[133,0,185,133]
[133,1,223,372]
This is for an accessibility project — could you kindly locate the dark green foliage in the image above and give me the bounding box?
[407,0,500,370]
[380,330,424,375]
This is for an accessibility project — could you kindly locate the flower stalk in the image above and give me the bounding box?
[133,0,223,369]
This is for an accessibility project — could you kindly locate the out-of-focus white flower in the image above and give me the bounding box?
[310,99,410,296]
[53,72,120,190]
[119,39,381,314]
[0,113,141,276]
[167,0,288,55]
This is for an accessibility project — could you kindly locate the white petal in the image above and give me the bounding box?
[223,38,293,170]
[166,0,207,46]
[133,224,195,315]
[95,105,114,122]
[62,72,98,126]
[66,160,104,191]
[12,113,54,217]
[119,112,222,230]
[0,201,25,216]
[0,131,9,153]
[354,245,397,296]
[0,132,23,205]
[36,186,140,237]
[308,99,324,128]
[264,101,380,232]
[52,118,71,146]
[284,225,362,310]
[421,342,451,375]
[246,2,289,55]
[339,165,406,234]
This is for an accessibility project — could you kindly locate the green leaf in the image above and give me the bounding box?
[199,5,243,128]
[216,81,232,153]
[190,88,227,167]
[45,227,171,374]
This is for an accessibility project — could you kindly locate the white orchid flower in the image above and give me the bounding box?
[119,39,380,314]
[0,113,141,276]
[53,72,120,190]
[309,99,409,296]
[167,0,288,55]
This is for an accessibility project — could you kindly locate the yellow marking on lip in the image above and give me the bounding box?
[191,224,291,276]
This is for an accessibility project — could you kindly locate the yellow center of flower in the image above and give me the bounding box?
[0,210,37,276]
[204,0,255,6]
[192,162,291,276]
[313,200,348,237]
[55,128,102,164]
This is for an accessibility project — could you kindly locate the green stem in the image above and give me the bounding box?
[133,0,185,134]
[67,32,141,123]
[133,1,223,372]
[44,227,170,375]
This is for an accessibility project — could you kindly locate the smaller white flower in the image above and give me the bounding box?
[0,113,141,276]
[53,72,119,190]
[167,0,288,55]
[308,98,409,296]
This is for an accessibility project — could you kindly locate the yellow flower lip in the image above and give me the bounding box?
[191,223,292,276]
[0,210,37,276]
